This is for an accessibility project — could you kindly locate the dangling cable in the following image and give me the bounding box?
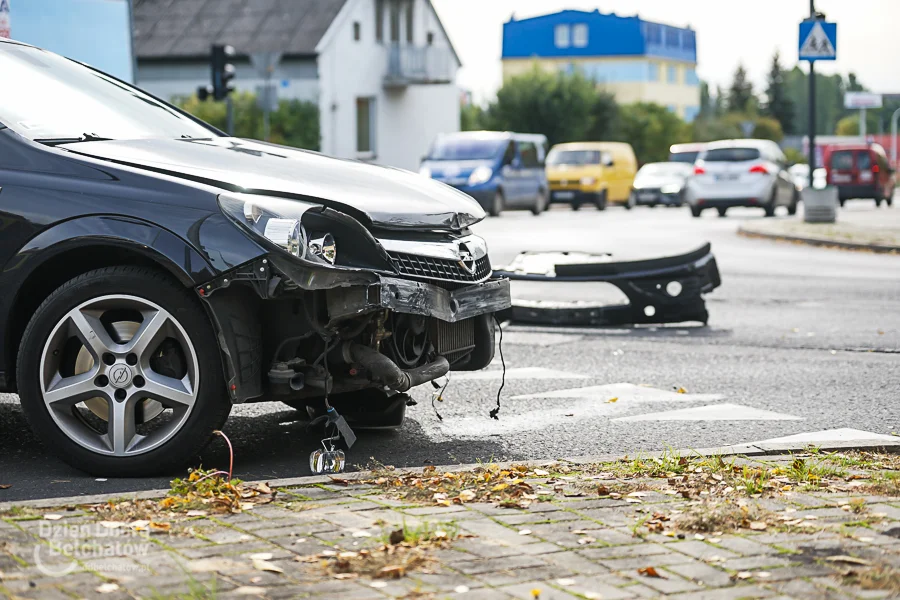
[430,374,450,422]
[489,315,506,420]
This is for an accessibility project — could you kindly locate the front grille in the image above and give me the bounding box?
[428,317,476,365]
[389,251,491,283]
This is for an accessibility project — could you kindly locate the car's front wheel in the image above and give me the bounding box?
[17,266,230,476]
[489,191,504,217]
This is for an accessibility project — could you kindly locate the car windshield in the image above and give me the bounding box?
[637,163,690,178]
[427,138,507,161]
[669,151,700,163]
[703,148,761,162]
[546,150,601,166]
[0,42,218,142]
[831,150,854,170]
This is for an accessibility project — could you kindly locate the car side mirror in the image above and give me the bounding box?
[511,156,522,169]
[603,158,614,167]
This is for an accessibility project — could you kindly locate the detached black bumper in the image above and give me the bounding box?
[326,277,512,324]
[494,244,721,326]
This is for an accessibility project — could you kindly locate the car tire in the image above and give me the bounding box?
[489,191,504,217]
[16,266,230,477]
[625,191,636,210]
[788,189,799,216]
[717,207,728,217]
[690,205,702,218]
[876,196,883,208]
[764,189,777,217]
[571,200,581,211]
[839,198,846,208]
[531,189,548,216]
[595,190,608,211]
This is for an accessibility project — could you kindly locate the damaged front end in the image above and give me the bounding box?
[197,193,510,429]
[495,244,721,326]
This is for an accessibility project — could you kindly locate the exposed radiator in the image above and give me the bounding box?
[427,317,476,365]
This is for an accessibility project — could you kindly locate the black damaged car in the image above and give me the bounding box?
[0,39,510,476]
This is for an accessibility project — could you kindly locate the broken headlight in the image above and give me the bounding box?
[218,192,336,264]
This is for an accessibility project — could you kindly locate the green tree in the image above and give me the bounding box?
[177,91,320,150]
[585,92,619,141]
[836,113,879,136]
[751,116,784,142]
[783,67,848,135]
[699,81,713,118]
[484,65,602,146]
[784,147,807,165]
[691,117,742,142]
[461,103,486,131]
[727,64,755,114]
[612,102,689,163]
[763,51,796,135]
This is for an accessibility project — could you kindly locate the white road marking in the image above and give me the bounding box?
[454,367,589,381]
[751,428,898,444]
[513,382,722,402]
[612,403,802,422]
[502,331,584,346]
[422,384,722,439]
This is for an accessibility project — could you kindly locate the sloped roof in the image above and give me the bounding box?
[133,0,348,59]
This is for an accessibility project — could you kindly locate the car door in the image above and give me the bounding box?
[499,141,523,203]
[517,141,542,205]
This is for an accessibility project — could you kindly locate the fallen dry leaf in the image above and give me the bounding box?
[825,555,872,566]
[457,489,476,502]
[249,553,273,561]
[95,583,120,593]
[252,559,284,574]
[676,387,687,394]
[43,514,63,521]
[533,469,550,476]
[232,586,268,596]
[638,566,666,578]
[606,397,619,403]
[749,521,768,531]
[0,484,10,490]
[376,565,406,579]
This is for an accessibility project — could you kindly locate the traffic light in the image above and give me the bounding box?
[212,44,236,101]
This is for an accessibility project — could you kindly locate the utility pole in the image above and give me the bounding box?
[808,0,817,188]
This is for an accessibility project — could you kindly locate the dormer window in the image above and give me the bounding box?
[554,24,570,48]
[573,23,588,48]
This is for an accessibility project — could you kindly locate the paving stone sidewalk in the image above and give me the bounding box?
[2,451,900,599]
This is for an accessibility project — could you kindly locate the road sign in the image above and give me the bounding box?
[799,20,837,61]
[844,92,883,110]
[0,0,11,39]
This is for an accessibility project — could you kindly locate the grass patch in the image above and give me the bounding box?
[842,565,900,593]
[674,500,776,534]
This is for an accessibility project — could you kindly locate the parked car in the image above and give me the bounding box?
[546,142,638,210]
[788,163,810,190]
[685,139,799,218]
[419,132,548,217]
[0,38,510,476]
[629,162,693,208]
[823,143,895,207]
[669,143,707,164]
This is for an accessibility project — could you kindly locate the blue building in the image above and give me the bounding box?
[502,10,700,123]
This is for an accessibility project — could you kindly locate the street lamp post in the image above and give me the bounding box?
[808,0,817,187]
[891,107,900,168]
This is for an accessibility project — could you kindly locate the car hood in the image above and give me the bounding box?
[61,137,486,230]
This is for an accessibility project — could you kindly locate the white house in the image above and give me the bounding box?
[133,0,461,172]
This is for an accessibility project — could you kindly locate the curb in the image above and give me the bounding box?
[738,226,900,254]
[2,437,899,512]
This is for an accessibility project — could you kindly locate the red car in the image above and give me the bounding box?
[824,143,895,207]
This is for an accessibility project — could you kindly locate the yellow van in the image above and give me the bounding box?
[546,142,638,210]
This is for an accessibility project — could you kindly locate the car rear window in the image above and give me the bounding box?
[703,148,761,162]
[857,152,872,170]
[669,151,699,163]
[831,150,854,170]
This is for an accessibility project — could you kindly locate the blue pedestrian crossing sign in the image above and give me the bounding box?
[799,21,837,61]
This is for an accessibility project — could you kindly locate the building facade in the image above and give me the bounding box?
[502,10,700,123]
[134,0,460,172]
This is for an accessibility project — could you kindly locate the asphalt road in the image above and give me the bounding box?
[2,202,898,501]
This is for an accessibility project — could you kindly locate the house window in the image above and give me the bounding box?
[405,0,413,43]
[645,23,662,45]
[572,23,588,48]
[554,24,570,48]
[665,27,680,48]
[356,97,376,156]
[354,21,361,41]
[683,30,696,51]
[667,65,677,84]
[685,68,699,85]
[648,62,659,82]
[375,0,384,42]
[427,31,434,45]
[389,0,401,42]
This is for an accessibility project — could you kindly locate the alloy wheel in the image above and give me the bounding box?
[39,295,200,457]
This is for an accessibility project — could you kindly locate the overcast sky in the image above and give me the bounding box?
[431,0,900,104]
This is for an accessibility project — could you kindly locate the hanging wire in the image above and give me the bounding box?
[489,315,506,420]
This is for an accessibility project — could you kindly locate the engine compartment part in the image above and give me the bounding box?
[494,243,721,326]
[345,343,450,393]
